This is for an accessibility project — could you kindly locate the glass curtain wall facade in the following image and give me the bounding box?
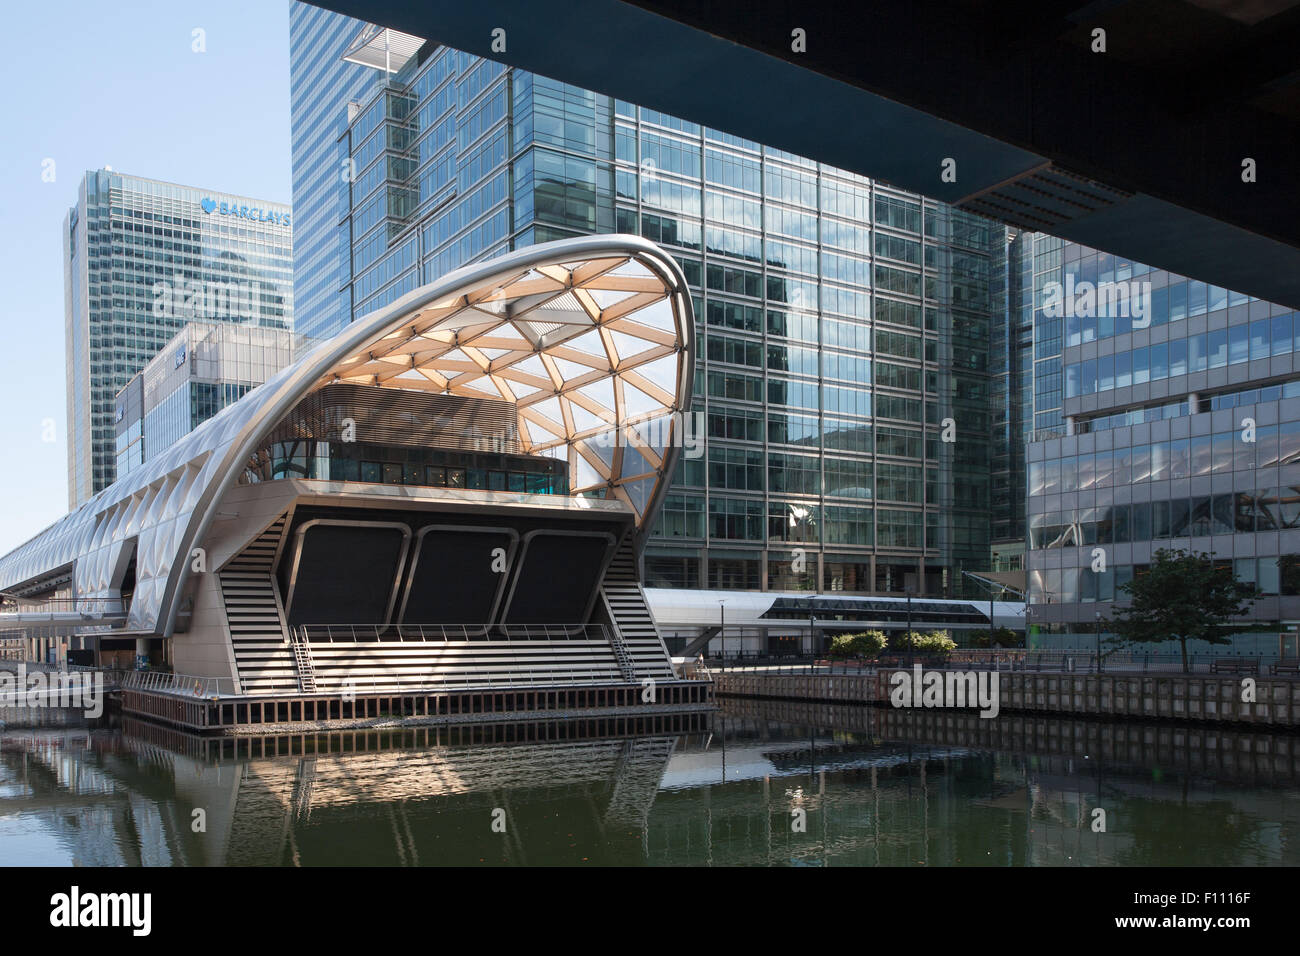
[114,322,296,479]
[289,4,1007,597]
[64,170,293,506]
[989,230,1033,572]
[1024,238,1300,634]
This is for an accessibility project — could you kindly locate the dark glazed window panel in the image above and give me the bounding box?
[1080,507,1098,546]
[1159,502,1180,538]
[1112,504,1129,544]
[1281,555,1300,595]
[503,533,613,624]
[1188,496,1213,536]
[400,529,514,626]
[1131,502,1151,542]
[1258,558,1280,596]
[1234,493,1256,533]
[1211,494,1235,535]
[286,524,408,626]
[1281,486,1300,529]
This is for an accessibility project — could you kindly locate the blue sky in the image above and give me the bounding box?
[0,0,293,553]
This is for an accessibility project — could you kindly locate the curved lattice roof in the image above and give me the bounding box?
[0,236,694,635]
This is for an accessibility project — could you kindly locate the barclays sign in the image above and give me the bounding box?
[200,197,291,227]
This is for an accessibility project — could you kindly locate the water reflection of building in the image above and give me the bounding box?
[0,718,694,866]
[2,705,1297,866]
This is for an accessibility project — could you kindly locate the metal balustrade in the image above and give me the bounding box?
[120,670,240,698]
[294,622,608,643]
[705,648,1299,677]
[0,597,127,620]
[125,663,644,699]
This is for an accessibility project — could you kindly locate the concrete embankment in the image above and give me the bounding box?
[713,669,1300,728]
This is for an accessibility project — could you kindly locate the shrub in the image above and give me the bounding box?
[991,626,1021,648]
[897,629,955,655]
[853,630,888,657]
[829,630,888,658]
[829,634,858,658]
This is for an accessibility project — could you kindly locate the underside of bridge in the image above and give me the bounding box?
[313,0,1300,309]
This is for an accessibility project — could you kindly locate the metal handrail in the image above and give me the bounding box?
[120,670,239,698]
[294,622,607,644]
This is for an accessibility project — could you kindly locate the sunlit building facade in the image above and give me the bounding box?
[64,170,293,506]
[289,5,1006,599]
[114,322,296,480]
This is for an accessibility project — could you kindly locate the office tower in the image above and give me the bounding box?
[1023,238,1300,651]
[289,5,1007,597]
[64,170,293,505]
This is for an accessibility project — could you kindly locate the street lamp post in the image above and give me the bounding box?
[905,588,914,664]
[719,600,727,665]
[990,591,996,651]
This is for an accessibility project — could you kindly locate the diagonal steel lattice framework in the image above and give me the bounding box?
[324,250,690,516]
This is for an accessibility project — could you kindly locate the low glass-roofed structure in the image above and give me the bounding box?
[0,236,696,695]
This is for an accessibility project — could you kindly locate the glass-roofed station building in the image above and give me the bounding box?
[0,236,713,703]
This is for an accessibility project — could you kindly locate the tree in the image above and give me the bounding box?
[1106,549,1256,673]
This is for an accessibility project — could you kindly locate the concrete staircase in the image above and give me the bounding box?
[218,516,297,694]
[599,539,675,683]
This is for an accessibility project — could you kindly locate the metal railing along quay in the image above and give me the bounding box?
[704,649,1300,677]
[295,622,609,643]
[121,670,241,699]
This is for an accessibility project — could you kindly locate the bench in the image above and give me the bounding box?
[1268,661,1300,677]
[1210,658,1258,675]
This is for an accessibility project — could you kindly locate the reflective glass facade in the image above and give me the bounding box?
[64,170,293,506]
[1024,238,1300,631]
[114,322,295,480]
[289,6,1007,596]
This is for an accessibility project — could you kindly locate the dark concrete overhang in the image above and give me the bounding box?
[311,0,1300,309]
